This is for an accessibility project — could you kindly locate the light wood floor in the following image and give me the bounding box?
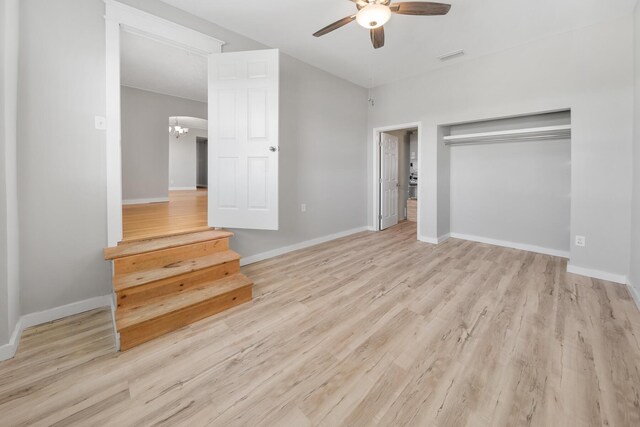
[3,222,640,426]
[122,189,209,242]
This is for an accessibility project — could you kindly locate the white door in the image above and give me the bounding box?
[380,132,399,230]
[208,49,279,230]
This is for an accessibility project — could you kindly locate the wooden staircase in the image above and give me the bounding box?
[104,229,252,350]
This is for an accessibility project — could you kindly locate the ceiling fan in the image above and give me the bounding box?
[313,0,451,49]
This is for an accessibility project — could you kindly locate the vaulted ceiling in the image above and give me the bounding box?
[160,0,637,87]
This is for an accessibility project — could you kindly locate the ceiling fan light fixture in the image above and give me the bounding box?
[356,4,391,29]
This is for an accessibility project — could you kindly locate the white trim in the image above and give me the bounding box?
[0,318,23,361]
[0,295,114,361]
[122,197,169,205]
[419,236,438,244]
[104,0,225,53]
[169,187,197,191]
[418,234,450,244]
[240,226,370,266]
[567,264,627,285]
[449,232,570,258]
[105,0,224,246]
[371,122,422,235]
[627,279,640,311]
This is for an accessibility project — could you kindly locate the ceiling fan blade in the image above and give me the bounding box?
[370,26,385,49]
[313,15,356,37]
[390,2,451,16]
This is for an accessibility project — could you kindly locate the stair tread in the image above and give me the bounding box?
[104,229,234,260]
[114,250,241,292]
[116,273,253,330]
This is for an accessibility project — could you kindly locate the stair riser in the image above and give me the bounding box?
[116,260,240,309]
[118,285,252,351]
[114,238,229,275]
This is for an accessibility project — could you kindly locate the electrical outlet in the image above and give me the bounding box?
[575,235,586,247]
[301,203,306,213]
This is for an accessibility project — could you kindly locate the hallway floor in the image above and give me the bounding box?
[122,189,208,242]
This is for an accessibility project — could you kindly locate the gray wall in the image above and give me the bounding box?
[229,53,368,258]
[0,0,20,344]
[169,128,207,190]
[17,0,111,315]
[13,0,367,322]
[368,16,634,279]
[449,139,571,253]
[121,86,206,201]
[631,3,640,296]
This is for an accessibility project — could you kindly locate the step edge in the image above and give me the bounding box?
[113,250,242,292]
[118,288,252,351]
[115,276,253,330]
[104,230,234,260]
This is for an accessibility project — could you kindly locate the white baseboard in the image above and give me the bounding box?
[0,317,24,362]
[418,233,451,245]
[0,294,114,361]
[627,278,640,311]
[567,264,627,285]
[449,232,570,259]
[169,187,197,191]
[240,226,370,266]
[122,197,168,205]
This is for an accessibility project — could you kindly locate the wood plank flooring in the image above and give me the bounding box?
[2,222,640,426]
[122,189,208,242]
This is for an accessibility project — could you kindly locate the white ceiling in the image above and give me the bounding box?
[160,0,637,88]
[120,30,208,102]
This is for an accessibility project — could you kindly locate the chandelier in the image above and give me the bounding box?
[169,118,189,139]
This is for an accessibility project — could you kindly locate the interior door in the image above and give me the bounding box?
[380,132,399,230]
[208,49,279,230]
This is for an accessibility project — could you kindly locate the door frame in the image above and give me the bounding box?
[371,122,422,232]
[104,0,225,246]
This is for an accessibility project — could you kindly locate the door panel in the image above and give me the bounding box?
[208,49,279,230]
[380,132,399,230]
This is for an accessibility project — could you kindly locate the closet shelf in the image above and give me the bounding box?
[443,124,571,145]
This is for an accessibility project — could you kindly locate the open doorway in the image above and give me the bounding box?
[119,29,210,242]
[373,124,420,233]
[196,137,208,189]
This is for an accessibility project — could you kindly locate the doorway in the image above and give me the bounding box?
[373,123,421,233]
[196,137,208,189]
[104,1,224,246]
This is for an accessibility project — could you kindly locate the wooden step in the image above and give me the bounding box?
[116,261,240,309]
[104,229,233,260]
[113,250,241,293]
[114,238,229,275]
[117,273,253,350]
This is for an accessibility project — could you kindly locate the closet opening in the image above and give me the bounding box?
[440,109,572,257]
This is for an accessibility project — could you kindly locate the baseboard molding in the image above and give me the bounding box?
[567,264,627,285]
[449,232,570,258]
[122,197,168,205]
[0,317,24,362]
[169,186,197,191]
[240,226,370,266]
[0,294,114,361]
[627,278,640,311]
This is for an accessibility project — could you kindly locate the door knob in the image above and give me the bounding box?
[269,146,278,152]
